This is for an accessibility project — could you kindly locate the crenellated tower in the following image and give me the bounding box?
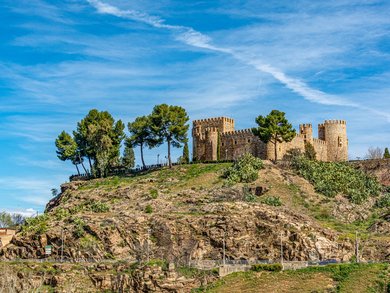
[319,120,348,161]
[299,124,313,145]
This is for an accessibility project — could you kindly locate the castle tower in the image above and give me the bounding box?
[299,124,313,145]
[192,117,235,161]
[323,120,348,161]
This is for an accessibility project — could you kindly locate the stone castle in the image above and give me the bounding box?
[192,117,348,162]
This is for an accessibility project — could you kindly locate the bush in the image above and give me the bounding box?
[223,153,264,186]
[145,204,153,214]
[71,217,86,238]
[291,156,381,204]
[251,263,283,272]
[89,201,110,213]
[149,189,158,199]
[376,193,390,208]
[21,214,48,235]
[261,196,282,206]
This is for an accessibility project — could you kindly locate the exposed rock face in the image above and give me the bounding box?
[352,159,390,186]
[0,262,214,293]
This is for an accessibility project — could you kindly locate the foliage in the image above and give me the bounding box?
[304,142,316,160]
[121,144,135,169]
[149,189,158,199]
[384,147,390,159]
[89,201,110,213]
[0,212,25,228]
[150,104,189,168]
[376,193,390,208]
[182,142,190,164]
[71,217,87,238]
[55,131,81,174]
[73,109,125,177]
[252,110,296,161]
[223,153,264,186]
[145,204,153,213]
[251,263,283,272]
[127,115,159,168]
[291,156,381,204]
[21,214,48,235]
[261,196,282,206]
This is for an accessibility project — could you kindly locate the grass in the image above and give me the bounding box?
[197,263,389,293]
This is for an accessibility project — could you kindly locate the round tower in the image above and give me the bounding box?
[299,124,313,144]
[205,127,219,161]
[324,120,348,161]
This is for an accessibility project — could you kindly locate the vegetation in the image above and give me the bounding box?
[149,189,158,199]
[145,204,153,214]
[223,153,263,186]
[376,192,390,208]
[304,142,316,160]
[252,110,295,161]
[121,144,135,169]
[150,104,189,168]
[21,214,48,235]
[55,131,85,175]
[127,115,159,169]
[365,146,383,159]
[261,196,282,206]
[0,212,25,228]
[291,156,381,204]
[251,263,282,272]
[384,147,390,159]
[182,142,190,164]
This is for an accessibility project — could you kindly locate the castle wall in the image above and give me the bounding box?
[265,134,306,161]
[220,129,266,160]
[313,138,328,161]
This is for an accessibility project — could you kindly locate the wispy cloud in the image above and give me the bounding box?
[86,0,390,122]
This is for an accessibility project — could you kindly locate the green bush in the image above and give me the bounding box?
[149,189,158,199]
[261,196,282,206]
[71,217,86,238]
[223,153,264,186]
[21,214,48,235]
[89,201,110,213]
[145,204,153,214]
[291,156,381,204]
[376,193,390,208]
[251,263,282,272]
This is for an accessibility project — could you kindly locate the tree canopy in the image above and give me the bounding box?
[384,147,390,159]
[150,104,189,167]
[252,110,295,161]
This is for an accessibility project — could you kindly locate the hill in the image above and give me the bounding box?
[0,159,389,292]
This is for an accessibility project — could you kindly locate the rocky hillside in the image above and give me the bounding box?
[1,160,389,292]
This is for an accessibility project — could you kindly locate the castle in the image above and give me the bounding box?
[192,117,348,162]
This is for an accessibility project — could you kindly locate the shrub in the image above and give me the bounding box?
[89,201,110,213]
[291,156,381,204]
[145,204,153,214]
[251,263,283,272]
[71,217,86,238]
[21,214,48,235]
[376,193,390,208]
[223,153,264,186]
[149,189,158,199]
[261,196,282,206]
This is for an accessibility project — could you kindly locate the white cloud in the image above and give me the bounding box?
[2,208,38,217]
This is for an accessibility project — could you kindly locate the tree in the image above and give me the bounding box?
[73,109,125,177]
[150,104,189,168]
[384,147,390,159]
[182,142,190,164]
[51,188,59,197]
[127,116,158,169]
[252,110,296,162]
[365,147,383,160]
[304,142,316,160]
[55,131,80,175]
[122,144,135,169]
[0,212,12,228]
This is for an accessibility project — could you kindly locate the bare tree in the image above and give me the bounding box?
[365,147,383,159]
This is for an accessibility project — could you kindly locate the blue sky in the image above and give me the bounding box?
[1,0,389,215]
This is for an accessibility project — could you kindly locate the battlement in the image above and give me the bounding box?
[296,133,306,139]
[300,123,312,128]
[193,117,234,125]
[313,138,327,145]
[205,127,219,133]
[324,120,346,125]
[220,129,254,137]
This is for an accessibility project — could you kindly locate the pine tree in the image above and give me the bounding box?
[150,104,189,168]
[182,142,190,164]
[55,131,80,174]
[122,144,135,169]
[384,147,390,159]
[304,142,317,160]
[127,116,159,169]
[252,110,296,161]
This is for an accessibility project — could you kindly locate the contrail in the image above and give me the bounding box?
[87,0,390,122]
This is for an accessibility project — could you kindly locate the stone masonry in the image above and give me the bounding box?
[192,117,348,162]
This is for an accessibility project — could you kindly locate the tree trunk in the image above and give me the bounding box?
[168,139,172,168]
[80,161,88,175]
[75,163,80,175]
[140,142,146,169]
[88,157,93,171]
[274,140,278,163]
